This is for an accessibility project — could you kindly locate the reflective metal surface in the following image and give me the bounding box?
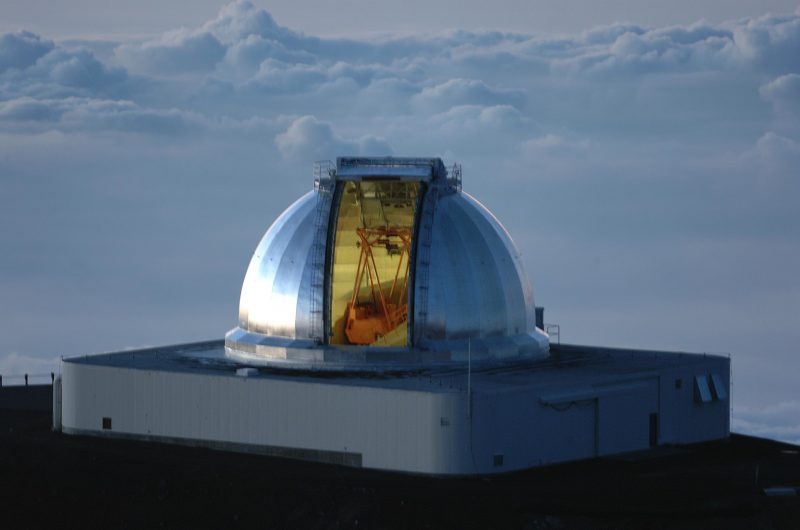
[237,191,323,339]
[414,190,547,358]
[228,158,549,369]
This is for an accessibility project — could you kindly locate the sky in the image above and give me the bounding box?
[0,1,798,444]
[1,0,799,38]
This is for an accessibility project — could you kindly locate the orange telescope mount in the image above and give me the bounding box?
[345,227,411,345]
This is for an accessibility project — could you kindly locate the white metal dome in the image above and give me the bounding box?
[225,157,548,369]
[236,190,319,339]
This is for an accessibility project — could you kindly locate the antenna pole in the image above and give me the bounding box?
[467,338,472,419]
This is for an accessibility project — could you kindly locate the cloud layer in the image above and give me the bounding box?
[1,1,799,444]
[733,402,800,446]
[2,1,799,155]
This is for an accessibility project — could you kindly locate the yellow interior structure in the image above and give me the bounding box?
[329,180,419,346]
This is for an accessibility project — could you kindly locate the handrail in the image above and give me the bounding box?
[545,324,561,344]
[447,163,462,192]
[0,372,56,387]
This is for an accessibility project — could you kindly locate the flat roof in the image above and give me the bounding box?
[64,341,728,395]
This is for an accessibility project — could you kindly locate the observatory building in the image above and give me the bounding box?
[56,157,730,475]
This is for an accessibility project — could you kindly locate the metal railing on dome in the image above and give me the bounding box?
[313,160,335,190]
[545,324,561,344]
[447,163,462,192]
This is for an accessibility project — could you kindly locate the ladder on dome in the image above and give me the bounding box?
[309,161,334,343]
[414,185,438,341]
[413,163,461,341]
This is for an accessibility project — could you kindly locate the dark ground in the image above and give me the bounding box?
[1,389,799,529]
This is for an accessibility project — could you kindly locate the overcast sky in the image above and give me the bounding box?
[0,1,798,443]
[1,0,798,38]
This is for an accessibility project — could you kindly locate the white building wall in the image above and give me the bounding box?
[657,358,730,445]
[61,362,469,474]
[60,353,730,476]
[463,358,730,473]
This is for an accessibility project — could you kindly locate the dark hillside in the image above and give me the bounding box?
[1,387,798,529]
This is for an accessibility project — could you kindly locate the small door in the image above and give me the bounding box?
[596,380,659,455]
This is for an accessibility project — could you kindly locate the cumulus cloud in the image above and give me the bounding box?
[275,115,392,160]
[115,0,307,75]
[0,96,65,122]
[753,131,800,183]
[4,1,797,125]
[62,98,207,134]
[0,30,54,72]
[223,34,315,74]
[116,30,226,74]
[760,73,800,114]
[1,2,798,154]
[567,23,739,74]
[732,11,800,71]
[199,0,299,45]
[0,96,276,137]
[105,0,800,89]
[0,44,128,102]
[513,12,798,75]
[412,78,525,111]
[0,97,174,133]
[429,104,527,135]
[34,48,128,89]
[244,58,328,93]
[757,130,800,155]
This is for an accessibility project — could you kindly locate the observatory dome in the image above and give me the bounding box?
[225,157,548,370]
